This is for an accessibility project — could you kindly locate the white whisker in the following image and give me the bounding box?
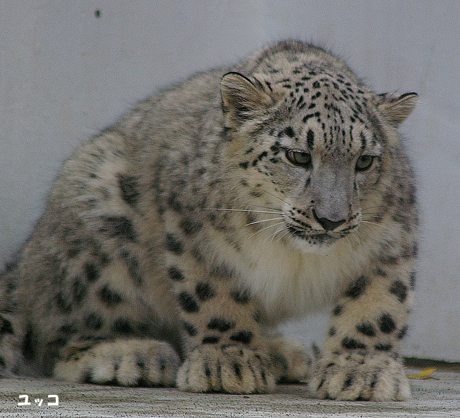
[205,208,283,216]
[247,221,286,240]
[271,225,290,243]
[245,217,285,227]
[245,203,283,211]
[260,188,291,206]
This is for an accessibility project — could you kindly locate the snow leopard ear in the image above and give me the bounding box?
[221,72,273,127]
[376,92,418,127]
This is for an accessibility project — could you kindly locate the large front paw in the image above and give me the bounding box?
[177,344,276,393]
[54,339,180,387]
[310,351,410,401]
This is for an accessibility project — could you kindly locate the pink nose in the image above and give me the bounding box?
[312,209,346,231]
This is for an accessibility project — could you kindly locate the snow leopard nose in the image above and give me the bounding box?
[312,209,346,232]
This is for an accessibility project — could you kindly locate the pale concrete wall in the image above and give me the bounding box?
[1,1,459,361]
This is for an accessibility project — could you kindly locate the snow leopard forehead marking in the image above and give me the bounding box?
[262,67,379,159]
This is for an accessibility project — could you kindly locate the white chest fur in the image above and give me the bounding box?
[214,226,378,325]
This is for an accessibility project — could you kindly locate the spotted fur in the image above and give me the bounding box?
[0,41,417,400]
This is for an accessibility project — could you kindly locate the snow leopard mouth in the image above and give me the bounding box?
[286,225,341,245]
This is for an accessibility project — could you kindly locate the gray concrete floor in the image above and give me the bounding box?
[1,368,459,417]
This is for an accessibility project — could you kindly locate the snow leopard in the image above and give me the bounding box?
[0,40,418,401]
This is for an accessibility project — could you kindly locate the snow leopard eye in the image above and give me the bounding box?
[355,155,375,172]
[286,150,312,169]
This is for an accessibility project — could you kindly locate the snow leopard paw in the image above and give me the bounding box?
[267,337,312,383]
[177,344,277,393]
[309,350,410,401]
[54,339,180,387]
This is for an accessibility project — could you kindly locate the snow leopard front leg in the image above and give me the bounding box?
[310,254,416,401]
[163,231,306,393]
[171,261,280,393]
